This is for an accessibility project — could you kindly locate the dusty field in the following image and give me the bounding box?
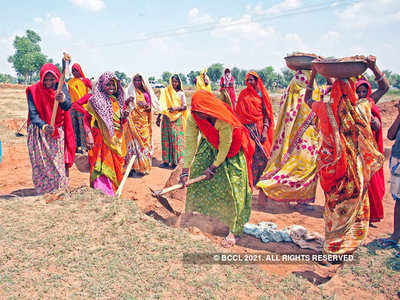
[0,85,399,298]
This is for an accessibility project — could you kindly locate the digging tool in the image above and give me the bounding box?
[116,154,137,198]
[247,126,270,160]
[15,119,27,137]
[50,52,71,127]
[149,174,207,216]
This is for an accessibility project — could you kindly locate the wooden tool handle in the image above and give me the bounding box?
[116,154,137,198]
[51,54,70,126]
[157,175,207,196]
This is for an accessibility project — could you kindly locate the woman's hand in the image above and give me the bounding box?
[366,55,376,69]
[126,96,135,106]
[86,132,94,150]
[43,124,55,135]
[260,128,268,144]
[55,92,65,103]
[203,165,217,180]
[371,116,381,132]
[179,168,190,188]
[121,110,130,120]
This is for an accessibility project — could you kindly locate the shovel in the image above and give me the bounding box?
[15,119,27,137]
[149,174,207,216]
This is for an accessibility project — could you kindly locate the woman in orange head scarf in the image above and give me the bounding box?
[304,58,384,254]
[180,90,255,247]
[236,71,274,186]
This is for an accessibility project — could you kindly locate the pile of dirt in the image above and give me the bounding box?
[0,83,27,89]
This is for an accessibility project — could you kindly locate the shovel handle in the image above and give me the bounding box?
[156,174,207,196]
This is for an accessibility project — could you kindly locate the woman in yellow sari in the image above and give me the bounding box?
[67,63,92,153]
[157,75,187,168]
[195,68,212,92]
[124,74,160,176]
[257,70,322,209]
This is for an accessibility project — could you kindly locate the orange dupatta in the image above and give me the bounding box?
[236,71,274,154]
[191,90,255,186]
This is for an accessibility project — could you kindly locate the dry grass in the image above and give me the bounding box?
[0,188,399,299]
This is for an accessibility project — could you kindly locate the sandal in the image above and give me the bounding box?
[221,234,236,248]
[376,238,400,250]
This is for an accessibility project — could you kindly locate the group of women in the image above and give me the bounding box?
[26,55,391,254]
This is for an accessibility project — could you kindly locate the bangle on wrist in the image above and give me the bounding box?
[306,86,313,91]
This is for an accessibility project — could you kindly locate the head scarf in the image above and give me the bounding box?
[196,68,212,92]
[223,68,232,86]
[71,63,92,89]
[26,63,76,168]
[89,72,125,137]
[159,75,188,122]
[191,90,255,187]
[236,71,275,154]
[125,73,160,112]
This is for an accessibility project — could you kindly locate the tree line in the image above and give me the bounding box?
[3,30,400,91]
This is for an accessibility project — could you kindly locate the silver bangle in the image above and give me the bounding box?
[306,86,313,91]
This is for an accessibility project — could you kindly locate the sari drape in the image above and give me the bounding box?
[355,79,385,223]
[312,79,384,254]
[257,70,321,203]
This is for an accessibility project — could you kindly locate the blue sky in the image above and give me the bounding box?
[1,0,399,79]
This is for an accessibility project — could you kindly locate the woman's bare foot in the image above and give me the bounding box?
[221,232,236,248]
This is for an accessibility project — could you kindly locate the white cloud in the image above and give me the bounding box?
[70,0,105,12]
[336,0,400,28]
[321,31,340,42]
[187,8,214,24]
[248,0,303,15]
[188,8,199,18]
[49,16,71,38]
[34,17,43,23]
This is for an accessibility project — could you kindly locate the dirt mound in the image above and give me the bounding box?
[162,163,186,201]
[0,83,27,89]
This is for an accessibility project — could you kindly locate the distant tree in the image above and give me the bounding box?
[8,30,48,83]
[161,71,172,84]
[148,76,155,82]
[0,73,17,83]
[391,73,400,89]
[281,68,294,87]
[207,63,223,82]
[239,69,247,86]
[115,71,130,87]
[187,70,200,85]
[231,67,240,87]
[178,73,187,85]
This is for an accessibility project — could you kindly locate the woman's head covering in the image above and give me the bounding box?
[125,73,160,112]
[72,63,86,78]
[191,90,255,187]
[40,63,61,87]
[355,79,372,99]
[89,72,125,137]
[159,74,187,122]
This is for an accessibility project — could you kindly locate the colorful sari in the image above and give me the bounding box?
[124,74,159,174]
[184,90,255,235]
[26,63,76,194]
[312,79,384,254]
[195,68,212,92]
[85,72,127,196]
[236,71,274,186]
[355,79,385,223]
[257,70,321,203]
[159,76,187,165]
[68,63,92,151]
[220,72,236,109]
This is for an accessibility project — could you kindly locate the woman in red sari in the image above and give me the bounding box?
[220,68,236,109]
[26,63,75,195]
[236,71,274,186]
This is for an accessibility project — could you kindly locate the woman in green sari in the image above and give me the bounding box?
[180,90,255,247]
